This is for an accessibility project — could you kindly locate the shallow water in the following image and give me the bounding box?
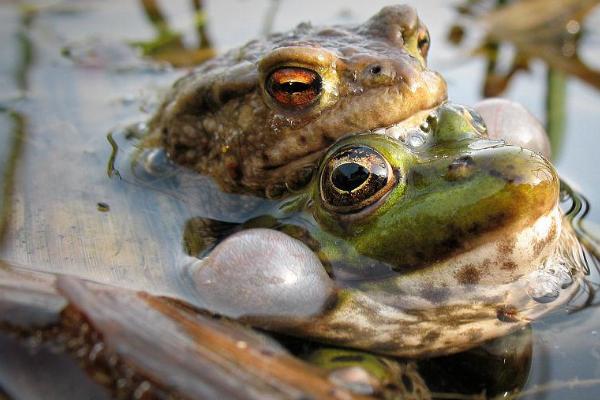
[1,1,600,399]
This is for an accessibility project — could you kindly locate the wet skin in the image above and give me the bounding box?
[148,5,447,196]
[192,103,583,357]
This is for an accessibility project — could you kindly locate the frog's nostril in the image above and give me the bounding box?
[445,156,475,181]
[369,65,382,75]
[332,162,370,192]
[362,63,396,85]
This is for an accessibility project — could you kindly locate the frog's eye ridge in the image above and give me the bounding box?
[321,145,395,213]
[266,66,322,109]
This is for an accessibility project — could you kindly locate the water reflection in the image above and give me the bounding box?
[115,134,277,222]
[0,8,32,246]
[134,0,215,66]
[422,326,533,399]
[0,112,26,245]
[560,180,600,315]
[448,0,600,158]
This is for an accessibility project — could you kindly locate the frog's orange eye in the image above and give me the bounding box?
[417,30,430,58]
[320,145,396,214]
[266,67,322,109]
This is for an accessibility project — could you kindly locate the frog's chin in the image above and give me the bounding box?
[409,206,565,290]
[361,206,568,306]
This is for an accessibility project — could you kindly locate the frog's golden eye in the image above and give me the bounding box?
[320,145,396,213]
[417,30,430,58]
[266,67,322,109]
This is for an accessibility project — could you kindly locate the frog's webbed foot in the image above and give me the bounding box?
[183,217,241,257]
[188,228,336,324]
[305,347,431,399]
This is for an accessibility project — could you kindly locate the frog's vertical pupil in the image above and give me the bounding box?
[332,162,370,192]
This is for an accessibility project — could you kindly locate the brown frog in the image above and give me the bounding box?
[148,5,447,196]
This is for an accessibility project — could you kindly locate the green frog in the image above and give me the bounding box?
[147,5,447,196]
[187,102,585,358]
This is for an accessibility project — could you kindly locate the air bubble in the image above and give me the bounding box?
[123,121,148,140]
[407,131,426,148]
[141,148,173,176]
[527,271,560,303]
[554,262,573,289]
[468,139,505,150]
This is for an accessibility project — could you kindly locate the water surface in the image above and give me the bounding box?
[1,1,599,399]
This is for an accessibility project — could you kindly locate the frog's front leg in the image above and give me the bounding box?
[304,325,532,400]
[305,347,431,399]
